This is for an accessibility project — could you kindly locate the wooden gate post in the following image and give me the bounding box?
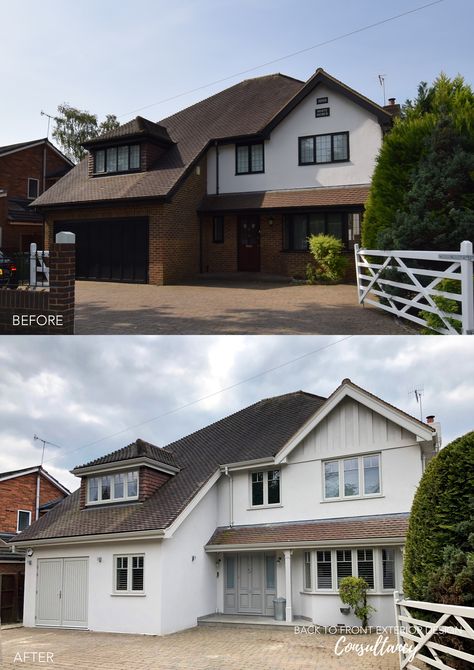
[460,240,474,335]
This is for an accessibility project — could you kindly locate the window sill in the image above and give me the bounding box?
[299,590,391,597]
[247,504,283,510]
[111,593,146,597]
[321,494,384,503]
[235,171,265,176]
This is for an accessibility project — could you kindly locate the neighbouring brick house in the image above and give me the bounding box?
[0,466,69,623]
[32,69,398,284]
[0,139,73,252]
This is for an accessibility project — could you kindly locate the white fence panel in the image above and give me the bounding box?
[354,241,474,335]
[393,591,474,670]
[29,243,50,288]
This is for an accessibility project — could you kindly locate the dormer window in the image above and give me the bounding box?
[94,144,140,174]
[87,470,139,504]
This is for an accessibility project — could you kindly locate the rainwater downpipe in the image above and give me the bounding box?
[224,466,233,527]
[215,140,219,195]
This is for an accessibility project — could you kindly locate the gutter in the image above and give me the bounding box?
[12,528,166,548]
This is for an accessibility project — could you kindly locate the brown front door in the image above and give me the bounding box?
[238,216,260,271]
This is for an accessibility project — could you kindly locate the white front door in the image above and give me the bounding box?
[36,558,88,628]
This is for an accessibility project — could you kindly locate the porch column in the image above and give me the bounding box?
[284,549,293,622]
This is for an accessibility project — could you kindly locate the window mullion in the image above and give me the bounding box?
[359,456,363,497]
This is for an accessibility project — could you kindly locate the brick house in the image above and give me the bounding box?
[15,380,440,634]
[0,139,73,252]
[32,69,397,284]
[0,466,69,623]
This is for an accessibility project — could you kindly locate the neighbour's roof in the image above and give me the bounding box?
[0,538,25,562]
[206,513,410,547]
[0,465,70,495]
[14,391,326,542]
[32,68,391,209]
[0,138,73,165]
[73,438,178,471]
[7,197,43,223]
[199,185,370,212]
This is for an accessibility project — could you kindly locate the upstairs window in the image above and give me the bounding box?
[27,178,39,199]
[323,454,381,500]
[298,132,349,165]
[236,142,264,174]
[87,470,139,504]
[17,510,32,532]
[115,554,144,594]
[95,144,140,174]
[251,469,280,506]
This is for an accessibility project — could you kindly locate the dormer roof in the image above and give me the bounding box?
[82,116,174,149]
[71,438,179,475]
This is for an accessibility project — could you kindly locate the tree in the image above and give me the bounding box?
[403,431,474,601]
[339,576,375,629]
[52,103,120,163]
[362,74,474,249]
[378,111,474,251]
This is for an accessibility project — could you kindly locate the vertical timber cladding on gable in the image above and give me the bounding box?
[287,396,417,462]
[0,473,66,534]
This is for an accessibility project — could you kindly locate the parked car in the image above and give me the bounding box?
[0,249,18,287]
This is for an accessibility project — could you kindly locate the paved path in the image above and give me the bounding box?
[0,626,402,669]
[75,280,414,335]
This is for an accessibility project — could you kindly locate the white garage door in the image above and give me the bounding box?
[36,558,88,628]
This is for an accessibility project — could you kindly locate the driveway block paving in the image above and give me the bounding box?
[1,626,403,669]
[74,281,414,335]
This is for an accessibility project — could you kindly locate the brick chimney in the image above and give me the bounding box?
[426,415,442,450]
[383,97,401,117]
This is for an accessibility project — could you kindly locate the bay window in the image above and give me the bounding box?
[304,548,397,592]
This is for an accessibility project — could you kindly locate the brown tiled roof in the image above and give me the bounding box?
[83,116,174,147]
[8,197,44,223]
[206,514,409,547]
[199,185,370,212]
[15,391,326,542]
[32,74,304,208]
[73,438,178,471]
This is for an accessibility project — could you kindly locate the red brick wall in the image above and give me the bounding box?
[138,467,171,502]
[201,212,356,281]
[0,144,69,201]
[0,471,67,535]
[0,242,76,334]
[0,563,24,574]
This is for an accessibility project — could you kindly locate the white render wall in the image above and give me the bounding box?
[160,483,219,634]
[217,398,423,526]
[206,84,383,195]
[23,539,163,635]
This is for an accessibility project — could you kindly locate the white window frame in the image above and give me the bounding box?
[16,509,32,532]
[322,453,382,501]
[87,470,139,505]
[381,546,397,591]
[27,177,39,200]
[315,549,332,590]
[303,551,313,591]
[113,553,145,595]
[249,469,281,508]
[307,547,393,594]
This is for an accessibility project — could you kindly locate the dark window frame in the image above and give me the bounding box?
[212,216,224,243]
[94,144,141,175]
[298,131,350,165]
[27,178,39,199]
[235,141,265,175]
[283,211,348,251]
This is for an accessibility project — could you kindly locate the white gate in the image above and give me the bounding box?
[29,242,50,288]
[36,557,88,628]
[394,591,474,669]
[354,241,474,335]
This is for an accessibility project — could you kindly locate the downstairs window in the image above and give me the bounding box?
[115,555,144,593]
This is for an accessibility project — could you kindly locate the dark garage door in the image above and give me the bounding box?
[54,218,148,283]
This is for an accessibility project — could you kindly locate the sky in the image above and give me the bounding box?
[0,0,472,147]
[0,335,472,492]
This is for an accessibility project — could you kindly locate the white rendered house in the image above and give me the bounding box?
[14,380,438,635]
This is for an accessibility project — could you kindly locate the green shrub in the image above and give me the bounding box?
[420,278,462,334]
[403,431,474,601]
[307,234,348,282]
[339,576,375,628]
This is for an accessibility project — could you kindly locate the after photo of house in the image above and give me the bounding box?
[0,1,473,669]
